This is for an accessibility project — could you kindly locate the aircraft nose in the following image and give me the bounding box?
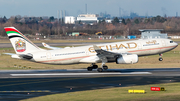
[174,42,178,47]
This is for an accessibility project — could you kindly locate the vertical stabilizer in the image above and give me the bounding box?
[4,27,42,54]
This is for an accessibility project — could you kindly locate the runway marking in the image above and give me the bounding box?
[0,78,83,87]
[10,72,151,76]
[0,90,50,92]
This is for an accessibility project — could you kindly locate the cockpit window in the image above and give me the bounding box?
[170,41,173,43]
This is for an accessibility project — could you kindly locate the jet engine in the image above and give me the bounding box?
[116,54,138,64]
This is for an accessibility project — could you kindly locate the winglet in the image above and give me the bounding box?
[42,42,50,48]
[42,42,62,50]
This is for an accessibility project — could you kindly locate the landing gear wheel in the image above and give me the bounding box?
[87,64,98,71]
[93,65,98,69]
[87,67,93,71]
[103,65,108,70]
[97,68,103,72]
[159,57,163,61]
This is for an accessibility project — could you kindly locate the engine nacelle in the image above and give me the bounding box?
[116,54,138,64]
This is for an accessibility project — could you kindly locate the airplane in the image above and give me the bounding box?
[4,27,178,72]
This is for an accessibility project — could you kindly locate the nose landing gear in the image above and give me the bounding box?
[159,53,163,61]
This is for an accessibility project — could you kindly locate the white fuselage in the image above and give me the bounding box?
[30,38,178,64]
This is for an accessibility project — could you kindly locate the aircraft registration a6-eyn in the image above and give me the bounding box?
[4,27,178,72]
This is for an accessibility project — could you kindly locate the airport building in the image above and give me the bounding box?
[65,16,76,24]
[140,29,167,39]
[64,14,106,25]
[169,36,180,39]
[105,19,112,23]
[76,14,101,25]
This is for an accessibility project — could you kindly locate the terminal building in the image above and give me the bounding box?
[65,14,103,25]
[76,14,100,25]
[65,16,76,24]
[64,13,113,25]
[139,29,167,39]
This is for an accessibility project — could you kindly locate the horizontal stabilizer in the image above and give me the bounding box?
[3,53,16,55]
[3,53,32,60]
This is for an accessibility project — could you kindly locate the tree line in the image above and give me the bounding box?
[0,15,180,37]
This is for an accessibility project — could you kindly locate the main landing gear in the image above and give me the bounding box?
[87,63,98,71]
[87,63,108,72]
[97,65,108,72]
[159,53,163,61]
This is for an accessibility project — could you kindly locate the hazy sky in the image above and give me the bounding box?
[0,0,179,18]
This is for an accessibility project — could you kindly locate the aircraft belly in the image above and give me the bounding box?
[148,49,160,54]
[79,55,100,63]
[142,46,160,55]
[55,59,81,64]
[40,58,81,65]
[159,46,174,53]
[128,47,161,55]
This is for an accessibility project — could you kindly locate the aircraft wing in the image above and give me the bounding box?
[42,42,62,50]
[93,45,131,59]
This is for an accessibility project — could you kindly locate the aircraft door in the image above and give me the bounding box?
[137,43,143,55]
[138,43,142,50]
[161,40,166,47]
[86,49,89,56]
[46,52,51,59]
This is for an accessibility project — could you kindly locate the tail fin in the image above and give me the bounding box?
[4,27,42,54]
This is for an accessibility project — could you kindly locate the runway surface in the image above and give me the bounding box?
[0,68,180,101]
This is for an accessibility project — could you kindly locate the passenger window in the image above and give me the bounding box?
[170,41,173,43]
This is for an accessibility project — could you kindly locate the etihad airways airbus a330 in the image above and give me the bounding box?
[4,27,178,72]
